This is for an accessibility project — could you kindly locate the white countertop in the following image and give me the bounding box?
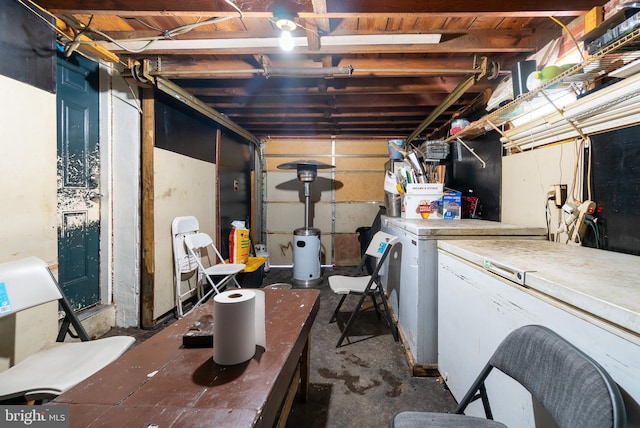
[382,217,547,237]
[437,239,640,338]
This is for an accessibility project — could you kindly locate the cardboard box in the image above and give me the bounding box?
[401,183,443,219]
[441,190,462,220]
[584,6,603,36]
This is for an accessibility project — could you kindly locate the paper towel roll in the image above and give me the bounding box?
[213,289,266,365]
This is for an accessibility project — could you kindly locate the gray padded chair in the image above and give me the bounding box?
[390,324,626,428]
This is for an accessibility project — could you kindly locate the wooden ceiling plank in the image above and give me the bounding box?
[321,56,334,68]
[182,85,489,98]
[201,92,453,107]
[305,22,322,51]
[311,0,330,33]
[156,56,481,73]
[73,14,135,31]
[441,16,477,31]
[37,0,598,16]
[324,0,602,15]
[35,0,587,138]
[97,25,559,54]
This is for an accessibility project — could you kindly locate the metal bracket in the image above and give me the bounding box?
[455,137,486,168]
[474,56,489,81]
[541,90,589,142]
[485,119,523,153]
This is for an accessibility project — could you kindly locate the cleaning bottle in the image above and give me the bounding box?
[530,64,577,88]
[535,65,562,84]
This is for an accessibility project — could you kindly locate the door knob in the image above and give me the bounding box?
[86,191,103,201]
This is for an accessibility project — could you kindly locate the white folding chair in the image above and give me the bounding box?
[183,232,246,310]
[172,216,201,317]
[329,231,399,347]
[0,257,134,403]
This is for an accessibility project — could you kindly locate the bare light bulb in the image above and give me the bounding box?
[280,30,294,51]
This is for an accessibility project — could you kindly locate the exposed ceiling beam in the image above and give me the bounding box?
[407,73,478,143]
[35,0,585,138]
[153,77,262,145]
[95,29,557,55]
[37,0,599,17]
[311,0,330,33]
[172,81,493,97]
[155,57,493,73]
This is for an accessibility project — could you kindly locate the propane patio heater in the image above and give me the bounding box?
[277,160,334,287]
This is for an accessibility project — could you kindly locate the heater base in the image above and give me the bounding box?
[291,276,323,288]
[292,227,322,288]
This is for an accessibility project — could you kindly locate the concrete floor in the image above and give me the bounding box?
[266,267,457,428]
[104,266,457,427]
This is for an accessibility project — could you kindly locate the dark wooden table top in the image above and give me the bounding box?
[51,289,321,428]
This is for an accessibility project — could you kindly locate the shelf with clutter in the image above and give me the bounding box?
[442,21,640,153]
[384,138,465,220]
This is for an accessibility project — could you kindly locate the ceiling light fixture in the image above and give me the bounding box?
[275,18,297,52]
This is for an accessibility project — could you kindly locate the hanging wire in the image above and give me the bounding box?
[16,0,129,67]
[17,0,146,113]
[550,16,585,61]
[16,0,74,41]
[132,17,166,33]
[21,0,244,55]
[76,14,239,54]
[224,0,244,18]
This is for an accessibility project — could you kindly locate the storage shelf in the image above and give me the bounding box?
[579,8,627,43]
[443,27,640,147]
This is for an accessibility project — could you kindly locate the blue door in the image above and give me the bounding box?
[56,55,101,310]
